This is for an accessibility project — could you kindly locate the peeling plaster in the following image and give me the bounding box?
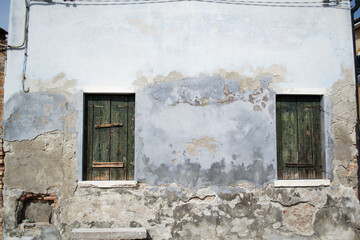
[329,66,358,190]
[184,136,217,157]
[132,65,286,92]
[216,64,287,93]
[133,70,185,89]
[27,73,78,93]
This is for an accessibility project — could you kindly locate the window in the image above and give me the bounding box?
[276,95,323,180]
[83,94,135,181]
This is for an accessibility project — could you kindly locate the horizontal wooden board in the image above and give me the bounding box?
[92,162,124,168]
[94,123,123,128]
[285,163,314,168]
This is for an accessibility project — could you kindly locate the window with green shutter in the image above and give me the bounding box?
[276,95,323,180]
[83,94,135,181]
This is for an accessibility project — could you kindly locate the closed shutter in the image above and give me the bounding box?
[84,94,135,180]
[276,95,322,180]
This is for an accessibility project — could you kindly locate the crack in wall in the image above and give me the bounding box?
[180,195,216,203]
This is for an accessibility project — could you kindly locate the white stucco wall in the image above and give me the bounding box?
[5,0,354,101]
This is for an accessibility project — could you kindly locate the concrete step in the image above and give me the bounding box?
[70,228,147,240]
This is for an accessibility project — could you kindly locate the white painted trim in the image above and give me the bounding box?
[78,181,138,188]
[83,86,136,93]
[274,179,330,188]
[276,88,326,95]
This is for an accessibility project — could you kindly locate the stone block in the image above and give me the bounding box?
[71,228,147,240]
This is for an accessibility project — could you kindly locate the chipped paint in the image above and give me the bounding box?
[133,70,186,89]
[27,73,78,93]
[184,136,217,157]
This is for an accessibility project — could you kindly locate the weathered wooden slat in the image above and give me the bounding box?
[298,95,322,179]
[93,162,124,168]
[110,95,128,180]
[92,95,111,180]
[85,95,94,180]
[127,94,135,180]
[278,96,299,179]
[94,123,123,128]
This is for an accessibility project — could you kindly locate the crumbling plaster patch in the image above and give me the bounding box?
[329,66,358,190]
[3,130,77,193]
[3,130,77,238]
[55,183,360,239]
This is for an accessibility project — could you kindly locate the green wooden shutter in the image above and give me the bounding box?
[84,94,135,181]
[276,95,322,180]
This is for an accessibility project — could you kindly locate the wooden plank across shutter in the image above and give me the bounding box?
[276,95,322,180]
[84,94,135,181]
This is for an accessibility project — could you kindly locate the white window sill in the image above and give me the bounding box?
[274,179,330,188]
[78,181,138,189]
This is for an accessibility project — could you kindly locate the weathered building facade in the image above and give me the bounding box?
[2,0,360,239]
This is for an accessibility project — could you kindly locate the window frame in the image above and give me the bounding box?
[82,93,135,181]
[275,92,330,184]
[276,94,323,180]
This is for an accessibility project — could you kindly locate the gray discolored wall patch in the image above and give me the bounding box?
[135,76,277,187]
[3,92,75,141]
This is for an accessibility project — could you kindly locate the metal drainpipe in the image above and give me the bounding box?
[351,0,360,199]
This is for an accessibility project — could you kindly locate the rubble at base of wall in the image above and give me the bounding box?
[3,181,360,240]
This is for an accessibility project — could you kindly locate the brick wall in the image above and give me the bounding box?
[0,36,6,240]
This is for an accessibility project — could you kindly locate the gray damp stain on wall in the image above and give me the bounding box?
[135,75,276,187]
[3,92,75,141]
